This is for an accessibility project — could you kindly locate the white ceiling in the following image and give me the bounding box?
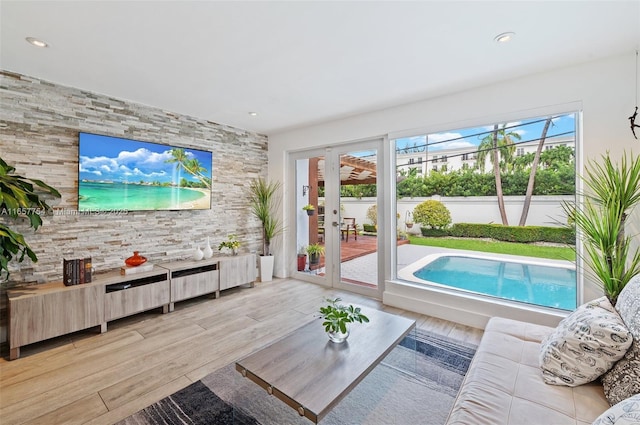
[1,1,639,135]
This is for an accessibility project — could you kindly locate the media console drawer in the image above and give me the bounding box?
[104,279,170,321]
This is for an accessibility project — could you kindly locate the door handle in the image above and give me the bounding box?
[332,222,339,227]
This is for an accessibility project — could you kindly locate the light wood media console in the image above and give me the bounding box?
[6,253,256,360]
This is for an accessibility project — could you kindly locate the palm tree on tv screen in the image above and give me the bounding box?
[165,149,211,189]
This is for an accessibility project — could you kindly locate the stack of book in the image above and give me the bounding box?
[63,257,92,286]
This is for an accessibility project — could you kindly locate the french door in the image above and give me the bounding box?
[291,138,383,299]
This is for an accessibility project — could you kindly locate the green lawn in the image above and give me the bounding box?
[408,236,576,261]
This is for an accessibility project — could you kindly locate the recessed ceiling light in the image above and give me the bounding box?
[26,37,48,48]
[494,32,515,43]
[248,112,258,116]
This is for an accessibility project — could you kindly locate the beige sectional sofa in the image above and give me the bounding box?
[446,274,640,425]
[445,317,610,425]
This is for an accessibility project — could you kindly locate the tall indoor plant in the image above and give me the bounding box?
[248,177,284,281]
[563,152,640,305]
[0,157,61,281]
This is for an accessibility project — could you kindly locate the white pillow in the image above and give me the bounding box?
[539,296,632,386]
[592,394,640,425]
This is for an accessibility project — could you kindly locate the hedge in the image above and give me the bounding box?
[420,223,575,245]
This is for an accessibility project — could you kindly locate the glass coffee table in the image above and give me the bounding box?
[235,308,415,423]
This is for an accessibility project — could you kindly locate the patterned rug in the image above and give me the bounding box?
[118,329,476,425]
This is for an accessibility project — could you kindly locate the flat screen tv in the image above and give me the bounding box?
[78,132,212,211]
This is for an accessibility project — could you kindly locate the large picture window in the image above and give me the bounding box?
[393,113,578,310]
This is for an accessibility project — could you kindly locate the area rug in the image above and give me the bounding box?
[118,329,476,425]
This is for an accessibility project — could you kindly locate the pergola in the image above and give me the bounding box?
[307,155,377,244]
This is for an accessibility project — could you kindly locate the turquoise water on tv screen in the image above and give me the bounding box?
[79,182,207,211]
[413,256,576,310]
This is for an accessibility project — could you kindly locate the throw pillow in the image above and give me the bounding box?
[592,393,640,425]
[602,340,640,406]
[615,274,640,337]
[539,296,632,386]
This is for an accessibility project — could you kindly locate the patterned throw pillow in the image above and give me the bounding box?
[592,393,640,425]
[615,274,640,338]
[539,296,632,387]
[602,276,640,406]
[602,341,640,406]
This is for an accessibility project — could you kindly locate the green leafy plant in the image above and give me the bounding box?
[366,204,377,226]
[218,234,240,251]
[562,152,640,305]
[1,157,61,280]
[302,204,315,211]
[305,243,325,256]
[319,297,369,334]
[248,178,284,256]
[413,199,452,229]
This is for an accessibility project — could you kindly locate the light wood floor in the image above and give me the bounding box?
[0,278,483,425]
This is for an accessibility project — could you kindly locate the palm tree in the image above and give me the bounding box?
[519,117,553,226]
[165,149,211,189]
[476,124,522,225]
[184,158,211,189]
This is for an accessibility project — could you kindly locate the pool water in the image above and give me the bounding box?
[413,255,576,310]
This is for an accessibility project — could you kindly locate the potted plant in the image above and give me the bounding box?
[562,152,640,306]
[1,157,61,281]
[319,297,369,343]
[302,204,315,216]
[248,178,284,281]
[218,234,241,255]
[306,243,324,265]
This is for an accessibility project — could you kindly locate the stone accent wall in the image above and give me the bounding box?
[0,70,268,340]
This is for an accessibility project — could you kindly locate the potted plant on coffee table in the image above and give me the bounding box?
[319,297,369,343]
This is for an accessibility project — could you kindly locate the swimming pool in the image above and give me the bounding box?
[398,253,576,310]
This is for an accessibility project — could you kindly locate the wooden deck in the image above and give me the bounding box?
[311,234,408,269]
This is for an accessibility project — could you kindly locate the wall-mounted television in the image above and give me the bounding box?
[78,132,212,211]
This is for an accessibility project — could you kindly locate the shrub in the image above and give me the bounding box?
[366,204,377,225]
[362,223,377,233]
[413,200,451,229]
[442,223,575,245]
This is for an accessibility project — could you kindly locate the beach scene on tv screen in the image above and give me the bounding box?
[78,133,212,211]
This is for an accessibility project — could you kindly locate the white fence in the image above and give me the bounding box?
[339,195,573,234]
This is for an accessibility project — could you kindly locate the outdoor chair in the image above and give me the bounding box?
[341,218,357,242]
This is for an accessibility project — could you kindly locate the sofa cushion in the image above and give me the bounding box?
[615,274,640,337]
[592,393,640,425]
[539,296,632,386]
[601,340,640,406]
[600,275,640,406]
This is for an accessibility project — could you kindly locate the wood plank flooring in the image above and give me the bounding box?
[0,278,483,425]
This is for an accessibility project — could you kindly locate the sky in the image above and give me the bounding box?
[78,133,212,183]
[394,113,576,153]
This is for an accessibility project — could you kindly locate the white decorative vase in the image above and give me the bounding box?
[259,255,274,282]
[203,237,213,259]
[193,246,204,261]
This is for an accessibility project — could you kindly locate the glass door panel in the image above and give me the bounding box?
[292,139,382,299]
[337,149,379,291]
[295,156,327,278]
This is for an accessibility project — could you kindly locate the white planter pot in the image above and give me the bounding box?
[259,255,274,282]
